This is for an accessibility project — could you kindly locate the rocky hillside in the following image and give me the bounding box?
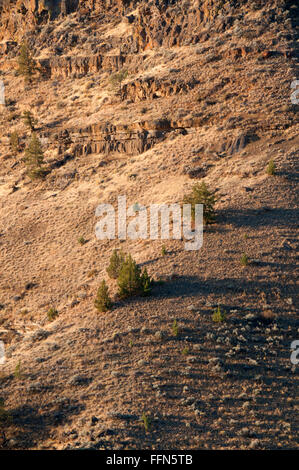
[0,0,298,450]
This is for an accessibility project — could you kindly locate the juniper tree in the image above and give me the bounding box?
[106,249,125,279]
[24,133,45,179]
[117,254,142,298]
[22,111,37,131]
[109,69,128,96]
[10,130,20,153]
[183,182,216,225]
[212,306,226,323]
[17,42,37,84]
[172,319,179,337]
[47,307,59,322]
[140,267,152,296]
[117,255,152,298]
[94,280,112,313]
[266,159,276,176]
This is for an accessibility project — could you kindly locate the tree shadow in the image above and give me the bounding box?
[2,398,85,449]
[218,207,299,229]
[153,274,298,305]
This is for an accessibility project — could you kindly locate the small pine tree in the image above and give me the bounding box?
[140,268,152,296]
[161,245,167,256]
[172,319,179,337]
[117,254,143,298]
[17,42,37,84]
[183,182,216,225]
[141,412,151,433]
[117,255,153,299]
[107,249,125,279]
[10,130,20,153]
[14,360,21,379]
[47,307,59,322]
[94,280,112,313]
[241,253,249,267]
[22,111,37,131]
[266,159,276,176]
[109,69,128,96]
[24,133,45,179]
[212,306,226,323]
[78,236,87,245]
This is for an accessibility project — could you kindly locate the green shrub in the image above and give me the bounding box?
[212,306,226,323]
[78,236,87,245]
[172,319,179,337]
[24,133,46,179]
[266,159,276,176]
[183,182,216,224]
[17,42,37,84]
[140,268,152,297]
[10,130,20,153]
[14,360,22,379]
[47,307,58,322]
[109,69,128,96]
[22,111,37,131]
[141,412,151,433]
[95,280,112,313]
[106,249,125,279]
[161,245,167,256]
[117,254,152,298]
[241,253,249,266]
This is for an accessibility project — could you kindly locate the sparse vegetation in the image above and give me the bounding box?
[94,280,112,313]
[10,130,20,153]
[140,268,152,297]
[107,249,125,279]
[78,236,87,245]
[109,69,128,96]
[212,305,226,323]
[24,133,45,179]
[117,254,152,299]
[14,360,22,379]
[17,42,37,84]
[241,253,249,266]
[22,111,37,131]
[0,0,297,452]
[267,159,276,176]
[172,319,179,337]
[87,269,97,278]
[47,307,59,322]
[183,182,216,225]
[141,412,151,433]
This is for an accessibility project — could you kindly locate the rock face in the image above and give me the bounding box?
[121,77,198,102]
[39,54,128,79]
[0,0,296,159]
[0,0,243,43]
[72,118,202,156]
[0,0,78,39]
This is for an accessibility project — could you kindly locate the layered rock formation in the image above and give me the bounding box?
[72,118,202,156]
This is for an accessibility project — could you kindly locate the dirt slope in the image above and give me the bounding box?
[0,0,298,450]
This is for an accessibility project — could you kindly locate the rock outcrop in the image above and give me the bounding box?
[71,117,202,156]
[121,76,199,102]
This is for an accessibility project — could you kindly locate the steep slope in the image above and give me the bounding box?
[0,0,298,450]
